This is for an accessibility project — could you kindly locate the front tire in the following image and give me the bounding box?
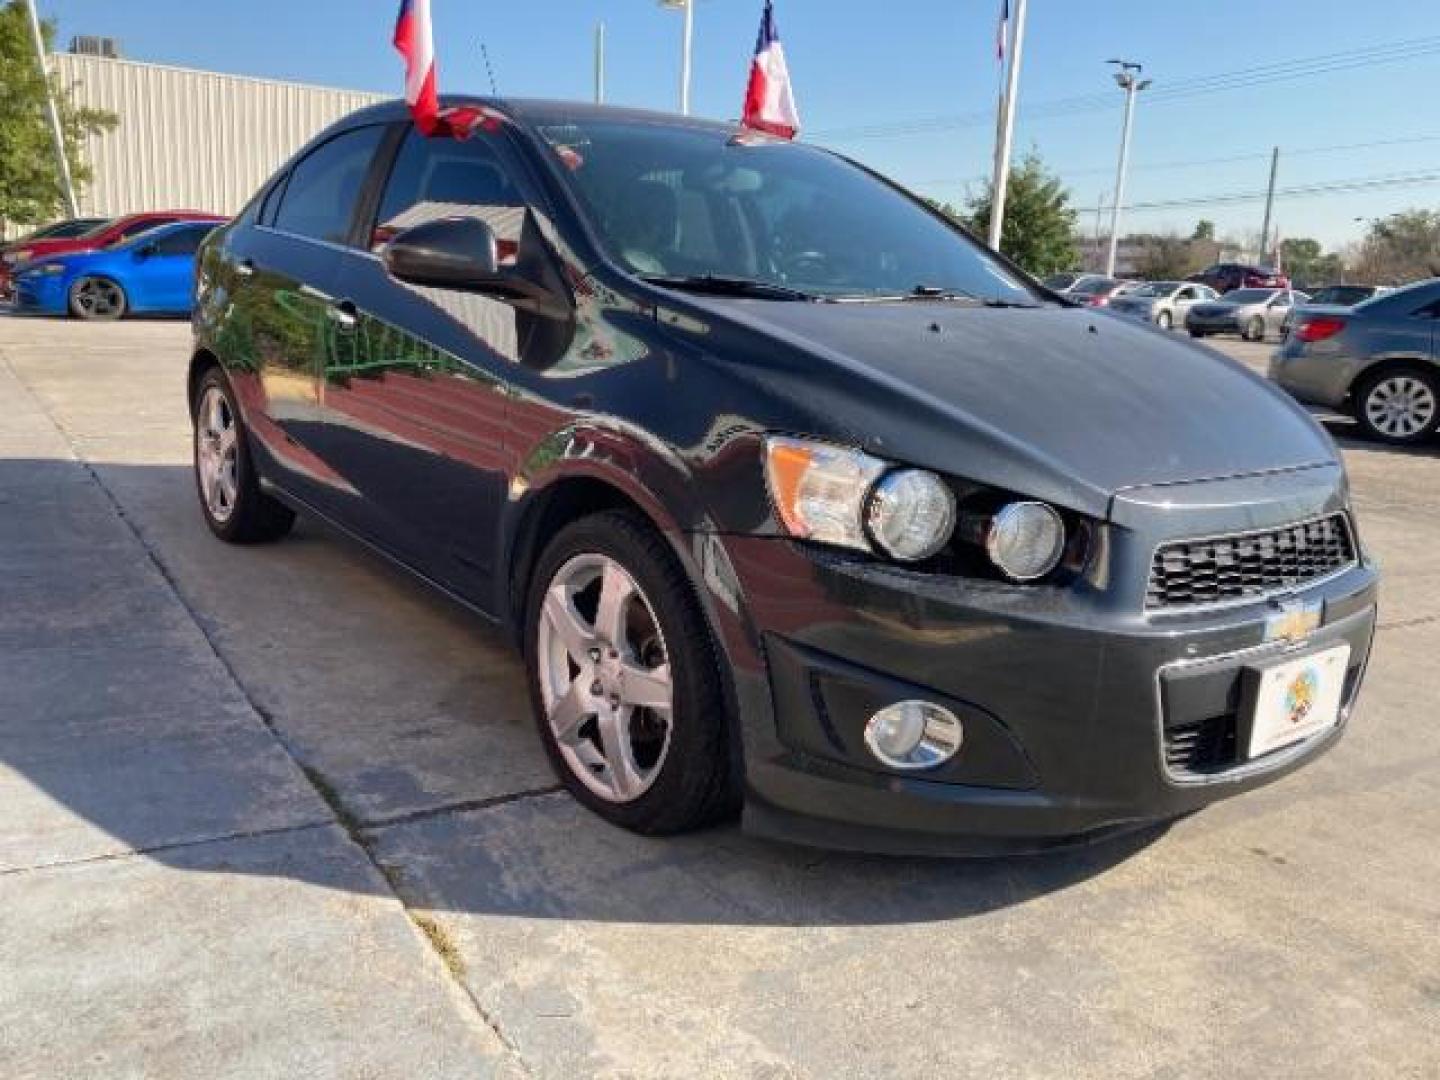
[1354,368,1440,446]
[524,510,737,835]
[1188,328,1206,339]
[68,276,127,321]
[192,367,295,543]
[1156,310,1173,330]
[1243,315,1266,342]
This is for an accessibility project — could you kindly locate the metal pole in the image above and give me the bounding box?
[1259,146,1280,265]
[1105,71,1141,278]
[1093,192,1106,270]
[986,0,1028,251]
[594,22,606,105]
[24,0,79,218]
[679,0,694,115]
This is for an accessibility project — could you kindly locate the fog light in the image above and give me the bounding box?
[864,701,963,770]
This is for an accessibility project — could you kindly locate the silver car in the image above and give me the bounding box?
[1270,278,1440,445]
[1187,288,1308,342]
[1280,284,1392,337]
[1108,280,1219,330]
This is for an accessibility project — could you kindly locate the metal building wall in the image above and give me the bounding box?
[53,54,388,218]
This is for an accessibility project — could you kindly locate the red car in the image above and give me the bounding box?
[1187,262,1291,294]
[1,210,225,298]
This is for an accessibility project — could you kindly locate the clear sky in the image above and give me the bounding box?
[39,0,1440,252]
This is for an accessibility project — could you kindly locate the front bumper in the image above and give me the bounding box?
[719,473,1378,855]
[11,272,66,314]
[1187,313,1241,333]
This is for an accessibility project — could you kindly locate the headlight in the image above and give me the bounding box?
[865,469,956,561]
[4,249,33,265]
[983,501,1066,581]
[764,436,887,551]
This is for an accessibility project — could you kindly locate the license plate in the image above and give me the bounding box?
[1247,644,1351,759]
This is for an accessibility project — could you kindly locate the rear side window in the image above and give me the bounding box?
[152,225,217,256]
[370,128,526,252]
[272,125,387,245]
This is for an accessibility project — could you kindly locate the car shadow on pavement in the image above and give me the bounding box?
[1,457,1168,928]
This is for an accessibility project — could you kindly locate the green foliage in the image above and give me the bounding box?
[0,1,117,231]
[961,152,1079,277]
[1132,233,1207,281]
[1278,237,1342,287]
[1350,210,1440,285]
[1191,219,1215,241]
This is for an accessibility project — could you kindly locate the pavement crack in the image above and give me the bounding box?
[0,819,334,877]
[358,785,565,833]
[1377,613,1440,632]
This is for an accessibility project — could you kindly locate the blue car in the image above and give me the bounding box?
[13,219,222,320]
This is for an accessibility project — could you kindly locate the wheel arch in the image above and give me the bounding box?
[187,347,222,419]
[1347,354,1439,402]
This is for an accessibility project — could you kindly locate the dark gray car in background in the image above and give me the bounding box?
[187,97,1379,854]
[1272,278,1440,444]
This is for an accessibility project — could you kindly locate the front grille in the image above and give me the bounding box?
[1164,712,1239,776]
[1146,514,1356,610]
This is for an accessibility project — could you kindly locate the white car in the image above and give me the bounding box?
[1107,281,1220,330]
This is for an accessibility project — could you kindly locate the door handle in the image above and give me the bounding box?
[235,259,255,278]
[327,299,358,329]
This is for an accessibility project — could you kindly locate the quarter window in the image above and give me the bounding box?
[272,125,387,245]
[371,128,526,253]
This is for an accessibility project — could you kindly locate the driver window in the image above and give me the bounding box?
[371,129,526,259]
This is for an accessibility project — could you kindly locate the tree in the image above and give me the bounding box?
[1133,232,1206,281]
[0,2,116,232]
[1278,237,1342,288]
[963,151,1078,277]
[1349,210,1440,285]
[1191,220,1216,242]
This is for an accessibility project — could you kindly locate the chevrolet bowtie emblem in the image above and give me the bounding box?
[1265,598,1323,644]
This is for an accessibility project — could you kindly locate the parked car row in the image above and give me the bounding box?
[1,210,224,319]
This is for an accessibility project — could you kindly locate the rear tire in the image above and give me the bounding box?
[1354,368,1440,446]
[524,510,737,835]
[192,367,295,543]
[1188,328,1206,339]
[68,276,127,321]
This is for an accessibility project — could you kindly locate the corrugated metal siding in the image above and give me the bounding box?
[53,54,388,218]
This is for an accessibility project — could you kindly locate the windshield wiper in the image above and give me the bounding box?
[639,274,818,301]
[906,284,1041,309]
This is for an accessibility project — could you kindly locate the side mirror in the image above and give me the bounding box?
[383,215,570,321]
[136,242,157,259]
[383,217,501,291]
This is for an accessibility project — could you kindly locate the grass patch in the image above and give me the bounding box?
[413,912,467,980]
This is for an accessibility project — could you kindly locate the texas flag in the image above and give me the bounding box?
[742,1,801,139]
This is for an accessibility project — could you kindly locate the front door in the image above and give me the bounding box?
[314,124,542,602]
[141,223,215,310]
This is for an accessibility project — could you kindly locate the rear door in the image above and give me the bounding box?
[312,123,539,600]
[220,123,390,510]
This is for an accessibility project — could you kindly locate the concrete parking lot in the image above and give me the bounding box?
[1,314,1437,1079]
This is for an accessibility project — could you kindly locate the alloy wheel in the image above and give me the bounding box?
[195,385,240,523]
[1363,375,1438,440]
[73,277,124,320]
[536,553,674,803]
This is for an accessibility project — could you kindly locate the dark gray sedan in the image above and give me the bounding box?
[1270,278,1440,444]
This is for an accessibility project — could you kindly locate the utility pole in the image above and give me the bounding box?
[660,0,694,115]
[24,0,79,218]
[1259,146,1280,265]
[1104,60,1151,278]
[594,22,606,105]
[987,0,1029,252]
[1093,192,1107,270]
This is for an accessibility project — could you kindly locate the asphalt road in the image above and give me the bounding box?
[1,314,1436,1079]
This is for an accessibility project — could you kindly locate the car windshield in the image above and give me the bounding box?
[1226,289,1276,304]
[1132,282,1179,297]
[535,118,1040,303]
[1069,277,1115,295]
[104,226,162,251]
[1043,272,1080,290]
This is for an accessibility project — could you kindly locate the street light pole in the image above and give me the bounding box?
[594,21,606,105]
[1104,60,1150,278]
[24,0,79,218]
[660,0,694,115]
[986,0,1029,252]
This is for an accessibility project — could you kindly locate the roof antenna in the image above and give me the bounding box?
[480,42,499,96]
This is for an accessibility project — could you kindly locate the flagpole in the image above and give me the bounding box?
[986,0,1027,252]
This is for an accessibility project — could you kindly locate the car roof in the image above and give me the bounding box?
[336,96,737,135]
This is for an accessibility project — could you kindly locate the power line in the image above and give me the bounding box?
[814,35,1440,142]
[1115,168,1440,214]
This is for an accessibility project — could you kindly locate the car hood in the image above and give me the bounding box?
[676,299,1336,519]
